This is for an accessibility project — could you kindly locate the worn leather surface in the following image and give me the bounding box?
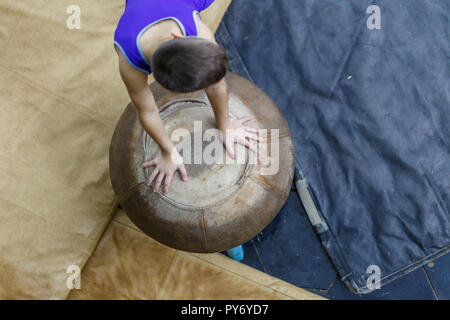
[69,210,322,300]
[0,0,237,299]
[110,74,295,253]
[0,0,128,299]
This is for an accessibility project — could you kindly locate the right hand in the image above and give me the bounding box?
[141,148,188,195]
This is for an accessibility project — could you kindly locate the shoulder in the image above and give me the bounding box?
[116,46,150,81]
[195,14,216,42]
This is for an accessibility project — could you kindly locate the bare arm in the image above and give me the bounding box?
[205,78,230,130]
[116,50,174,154]
[116,48,187,193]
[197,17,261,158]
[196,17,230,130]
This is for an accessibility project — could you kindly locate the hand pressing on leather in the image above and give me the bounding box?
[220,117,262,159]
[142,148,188,195]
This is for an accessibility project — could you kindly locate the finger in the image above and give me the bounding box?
[146,168,159,186]
[154,172,165,192]
[225,141,236,159]
[246,132,263,142]
[238,138,257,153]
[141,160,156,168]
[163,173,173,194]
[239,116,252,124]
[178,163,188,181]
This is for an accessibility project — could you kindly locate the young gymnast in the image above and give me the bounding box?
[114,0,260,199]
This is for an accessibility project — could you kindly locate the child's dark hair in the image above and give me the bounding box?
[151,37,228,93]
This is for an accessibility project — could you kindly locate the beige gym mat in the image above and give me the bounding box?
[69,210,322,300]
[0,0,322,300]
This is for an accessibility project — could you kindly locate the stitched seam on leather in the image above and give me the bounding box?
[201,210,208,251]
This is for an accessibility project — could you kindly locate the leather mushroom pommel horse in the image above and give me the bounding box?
[109,72,294,253]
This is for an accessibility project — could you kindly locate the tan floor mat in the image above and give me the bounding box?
[0,0,127,299]
[0,0,322,300]
[69,210,323,300]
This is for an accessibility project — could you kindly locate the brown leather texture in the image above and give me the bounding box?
[109,74,295,253]
[0,0,322,300]
[0,0,231,300]
[69,210,323,300]
[0,0,128,299]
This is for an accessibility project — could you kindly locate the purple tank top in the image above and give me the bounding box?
[114,0,215,74]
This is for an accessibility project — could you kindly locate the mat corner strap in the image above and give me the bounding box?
[295,173,329,234]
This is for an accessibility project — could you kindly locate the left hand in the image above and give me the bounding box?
[220,117,262,159]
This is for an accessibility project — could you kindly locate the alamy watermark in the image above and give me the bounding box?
[66,264,81,290]
[366,264,381,291]
[165,122,280,176]
[66,5,81,30]
[366,5,381,30]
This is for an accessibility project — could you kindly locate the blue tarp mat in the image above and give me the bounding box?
[217,0,450,293]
